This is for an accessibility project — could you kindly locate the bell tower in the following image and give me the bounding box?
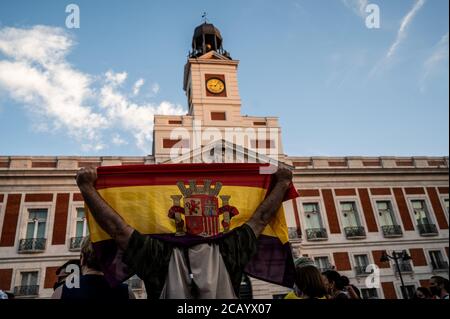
[183,22,242,124]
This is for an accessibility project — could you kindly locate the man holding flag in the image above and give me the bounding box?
[76,164,294,299]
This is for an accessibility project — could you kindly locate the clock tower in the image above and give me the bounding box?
[153,22,284,163]
[183,22,242,123]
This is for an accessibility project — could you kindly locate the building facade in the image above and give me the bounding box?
[0,23,448,299]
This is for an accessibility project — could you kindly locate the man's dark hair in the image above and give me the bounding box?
[431,276,450,292]
[322,270,345,290]
[295,265,327,298]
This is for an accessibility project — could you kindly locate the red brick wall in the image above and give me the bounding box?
[410,248,427,267]
[393,188,414,231]
[52,193,69,245]
[321,189,341,234]
[404,187,425,195]
[358,188,378,232]
[370,188,391,196]
[73,193,84,202]
[24,193,53,202]
[382,282,398,299]
[426,187,449,229]
[333,252,352,271]
[334,188,356,196]
[44,266,59,289]
[0,194,22,247]
[298,189,320,197]
[0,269,13,290]
[372,250,390,269]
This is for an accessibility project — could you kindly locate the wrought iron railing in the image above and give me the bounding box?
[305,228,328,241]
[14,285,39,296]
[417,223,438,236]
[354,265,372,276]
[432,261,449,271]
[69,237,84,250]
[381,225,403,237]
[344,226,366,239]
[18,238,46,252]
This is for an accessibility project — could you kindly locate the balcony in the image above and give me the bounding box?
[395,263,413,273]
[69,237,83,251]
[417,223,438,236]
[354,265,372,276]
[344,226,366,239]
[432,261,449,272]
[305,228,328,241]
[18,238,46,253]
[14,285,39,297]
[381,225,403,238]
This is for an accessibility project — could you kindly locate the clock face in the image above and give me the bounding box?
[206,78,225,94]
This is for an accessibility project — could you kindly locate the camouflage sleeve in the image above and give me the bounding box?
[122,230,173,299]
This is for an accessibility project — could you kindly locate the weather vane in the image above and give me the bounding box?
[202,12,208,23]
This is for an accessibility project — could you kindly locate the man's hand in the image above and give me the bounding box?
[76,167,97,191]
[274,167,293,187]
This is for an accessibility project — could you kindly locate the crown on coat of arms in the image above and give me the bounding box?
[176,180,222,197]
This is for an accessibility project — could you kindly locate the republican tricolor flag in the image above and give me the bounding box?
[86,163,298,289]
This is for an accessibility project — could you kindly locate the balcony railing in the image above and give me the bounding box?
[318,265,334,273]
[344,226,366,239]
[69,237,84,251]
[14,285,39,296]
[381,225,403,238]
[417,223,438,236]
[354,265,372,276]
[432,261,449,271]
[18,238,46,253]
[395,263,413,273]
[305,228,328,241]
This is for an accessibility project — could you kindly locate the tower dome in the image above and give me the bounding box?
[190,22,231,58]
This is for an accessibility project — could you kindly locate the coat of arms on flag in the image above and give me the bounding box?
[168,180,239,237]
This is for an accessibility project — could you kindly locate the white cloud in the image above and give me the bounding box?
[112,134,128,146]
[151,83,160,95]
[0,25,186,154]
[386,0,426,59]
[342,0,369,18]
[132,78,144,95]
[369,0,426,77]
[421,33,449,91]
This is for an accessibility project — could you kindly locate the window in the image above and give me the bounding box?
[26,209,47,239]
[444,198,449,214]
[15,271,39,296]
[429,250,448,270]
[211,112,226,121]
[75,208,89,238]
[400,285,416,299]
[376,201,402,237]
[340,202,365,238]
[361,288,378,299]
[303,203,327,240]
[411,200,437,235]
[354,254,370,275]
[314,256,332,272]
[394,250,413,273]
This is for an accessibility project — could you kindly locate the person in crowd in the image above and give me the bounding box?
[322,270,349,299]
[284,257,328,299]
[429,276,449,300]
[341,275,361,299]
[75,167,293,299]
[52,237,134,299]
[413,287,433,299]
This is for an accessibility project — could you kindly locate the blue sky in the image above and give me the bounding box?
[0,0,448,157]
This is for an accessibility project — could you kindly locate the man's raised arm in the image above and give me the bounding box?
[76,167,133,251]
[246,168,293,238]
